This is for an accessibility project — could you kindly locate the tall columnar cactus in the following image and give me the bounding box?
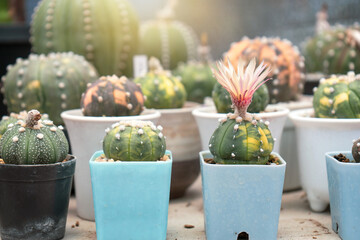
[30,0,139,77]
[139,1,198,70]
[209,58,274,164]
[81,75,144,116]
[303,24,360,75]
[313,72,360,118]
[134,57,186,109]
[103,120,166,161]
[224,37,305,103]
[174,33,216,103]
[1,52,98,125]
[0,110,69,164]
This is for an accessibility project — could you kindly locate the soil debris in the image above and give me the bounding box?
[333,153,351,163]
[184,224,194,229]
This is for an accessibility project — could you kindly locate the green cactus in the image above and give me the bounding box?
[352,138,360,163]
[134,58,186,109]
[103,120,166,161]
[1,52,98,125]
[81,75,144,116]
[303,24,360,75]
[313,72,360,118]
[212,82,269,114]
[30,0,139,77]
[0,110,69,164]
[209,58,274,164]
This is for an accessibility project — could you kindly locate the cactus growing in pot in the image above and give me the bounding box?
[102,120,166,161]
[2,52,98,125]
[134,57,186,109]
[30,0,139,77]
[313,72,360,118]
[209,58,274,164]
[81,75,145,117]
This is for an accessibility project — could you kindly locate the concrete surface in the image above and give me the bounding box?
[64,176,340,240]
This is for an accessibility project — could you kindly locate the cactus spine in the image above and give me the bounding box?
[0,110,69,165]
[209,58,274,164]
[103,120,166,161]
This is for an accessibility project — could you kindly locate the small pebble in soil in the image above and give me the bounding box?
[184,224,194,229]
[333,153,351,163]
[75,221,80,227]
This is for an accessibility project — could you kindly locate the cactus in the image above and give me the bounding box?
[224,37,305,103]
[0,110,69,164]
[81,75,144,116]
[134,57,186,109]
[2,52,98,125]
[30,0,139,77]
[303,24,360,75]
[174,33,216,103]
[139,1,198,70]
[209,58,274,164]
[352,138,360,163]
[103,120,166,161]
[313,72,360,118]
[212,82,269,114]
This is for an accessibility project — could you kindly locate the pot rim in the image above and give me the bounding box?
[61,109,161,123]
[154,101,201,114]
[192,105,289,120]
[326,151,360,166]
[289,108,360,123]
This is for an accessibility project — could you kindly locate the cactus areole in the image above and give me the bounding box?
[0,110,69,165]
[209,58,274,164]
[103,120,166,161]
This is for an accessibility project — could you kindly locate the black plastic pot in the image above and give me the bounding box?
[0,156,76,240]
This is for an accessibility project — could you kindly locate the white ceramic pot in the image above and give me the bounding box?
[61,109,161,221]
[192,105,289,153]
[157,102,202,198]
[289,108,360,212]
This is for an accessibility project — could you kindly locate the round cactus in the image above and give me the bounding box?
[0,110,69,165]
[139,1,198,70]
[313,72,360,118]
[212,82,269,114]
[2,52,98,125]
[134,58,186,109]
[81,75,144,116]
[209,58,274,164]
[352,138,360,163]
[224,37,305,103]
[303,24,360,75]
[30,0,139,77]
[103,120,166,161]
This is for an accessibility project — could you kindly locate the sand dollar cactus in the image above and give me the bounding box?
[209,58,274,164]
[134,57,186,109]
[2,52,98,125]
[224,37,305,103]
[0,110,69,164]
[304,24,360,75]
[313,72,360,118]
[103,120,166,161]
[81,75,144,116]
[30,0,139,77]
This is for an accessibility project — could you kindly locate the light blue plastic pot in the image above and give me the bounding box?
[89,150,172,240]
[326,151,360,240]
[200,151,286,240]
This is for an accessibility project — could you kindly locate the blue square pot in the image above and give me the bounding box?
[200,151,286,240]
[326,151,360,240]
[89,150,172,240]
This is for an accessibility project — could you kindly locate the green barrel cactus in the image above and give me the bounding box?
[30,0,139,77]
[212,82,269,114]
[0,110,69,164]
[304,24,360,75]
[103,120,166,161]
[1,52,98,125]
[139,2,198,70]
[209,58,274,164]
[134,57,186,109]
[313,72,360,118]
[81,75,144,116]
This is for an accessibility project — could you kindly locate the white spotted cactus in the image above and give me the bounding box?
[0,110,68,164]
[103,120,166,161]
[1,52,98,125]
[30,0,139,77]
